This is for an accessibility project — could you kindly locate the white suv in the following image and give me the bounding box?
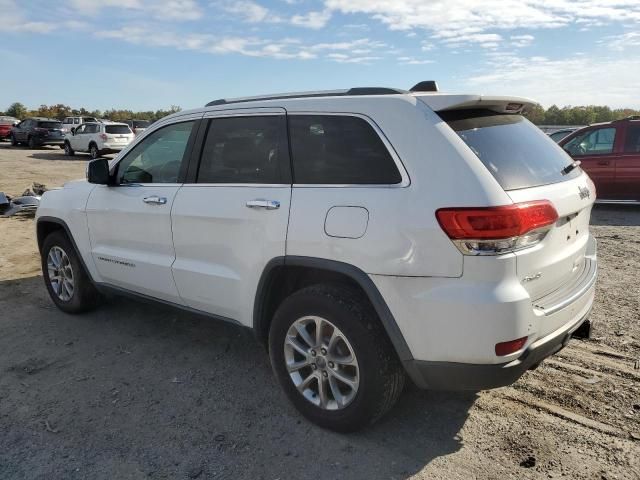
[36,84,597,432]
[61,116,98,134]
[64,122,134,159]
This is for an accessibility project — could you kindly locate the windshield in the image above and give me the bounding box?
[83,117,98,123]
[37,121,63,129]
[440,110,581,190]
[106,125,132,134]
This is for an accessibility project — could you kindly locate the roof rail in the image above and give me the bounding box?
[205,87,407,107]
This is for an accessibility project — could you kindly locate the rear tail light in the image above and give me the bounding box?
[100,133,108,141]
[436,200,558,255]
[495,336,528,356]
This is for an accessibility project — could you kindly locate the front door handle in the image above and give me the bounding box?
[143,195,167,205]
[597,160,610,165]
[246,199,280,210]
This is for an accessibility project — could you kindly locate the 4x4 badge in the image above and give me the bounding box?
[578,186,590,200]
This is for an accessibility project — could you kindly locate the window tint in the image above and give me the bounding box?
[63,118,72,125]
[74,118,80,124]
[83,124,96,134]
[624,124,640,153]
[197,116,289,184]
[564,127,616,156]
[75,125,86,134]
[289,115,401,184]
[106,125,132,134]
[441,110,580,191]
[37,121,62,129]
[117,121,194,184]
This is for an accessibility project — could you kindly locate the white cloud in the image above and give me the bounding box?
[0,0,57,33]
[465,53,640,108]
[605,31,640,51]
[511,34,534,47]
[324,0,640,44]
[325,53,380,63]
[219,0,278,23]
[398,56,434,65]
[69,0,202,21]
[291,9,332,29]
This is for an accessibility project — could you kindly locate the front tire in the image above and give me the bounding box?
[28,136,36,149]
[64,141,75,156]
[269,284,405,432]
[10,134,18,146]
[89,144,99,159]
[41,231,101,313]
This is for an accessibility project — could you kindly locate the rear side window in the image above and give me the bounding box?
[289,115,401,184]
[197,116,289,184]
[441,110,580,191]
[624,124,640,153]
[106,125,132,134]
[564,127,616,156]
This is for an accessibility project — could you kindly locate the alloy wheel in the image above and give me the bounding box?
[47,246,75,301]
[284,316,359,410]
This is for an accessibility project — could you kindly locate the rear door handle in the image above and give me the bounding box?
[143,195,167,205]
[246,199,280,210]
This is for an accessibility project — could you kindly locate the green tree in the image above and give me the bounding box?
[524,103,545,124]
[6,102,28,119]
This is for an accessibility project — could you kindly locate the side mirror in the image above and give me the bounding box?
[12,122,18,127]
[71,127,76,135]
[87,158,111,185]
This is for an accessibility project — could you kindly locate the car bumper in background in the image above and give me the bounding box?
[35,138,64,146]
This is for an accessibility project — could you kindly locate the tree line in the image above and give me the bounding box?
[3,101,639,126]
[1,102,182,123]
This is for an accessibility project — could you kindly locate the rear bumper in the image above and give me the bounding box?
[34,137,64,146]
[405,309,591,390]
[100,143,127,152]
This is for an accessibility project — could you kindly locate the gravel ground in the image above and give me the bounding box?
[0,143,638,480]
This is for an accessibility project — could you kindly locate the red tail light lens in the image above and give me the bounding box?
[436,201,558,255]
[495,336,528,356]
[100,133,108,141]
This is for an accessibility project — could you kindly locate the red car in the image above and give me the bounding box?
[0,116,19,141]
[559,116,640,203]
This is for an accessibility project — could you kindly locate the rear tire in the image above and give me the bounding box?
[41,231,101,314]
[269,283,405,432]
[64,141,75,156]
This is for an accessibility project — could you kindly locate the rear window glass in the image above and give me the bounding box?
[106,125,132,134]
[133,120,151,128]
[289,115,402,184]
[441,110,580,190]
[37,121,62,129]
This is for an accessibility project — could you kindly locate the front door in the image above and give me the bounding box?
[562,126,618,199]
[86,118,199,303]
[171,109,291,326]
[617,122,640,201]
[69,124,87,151]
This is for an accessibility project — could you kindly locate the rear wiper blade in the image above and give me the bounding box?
[561,160,581,176]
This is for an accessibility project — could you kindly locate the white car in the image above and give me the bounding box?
[64,122,134,159]
[61,116,98,134]
[36,83,597,432]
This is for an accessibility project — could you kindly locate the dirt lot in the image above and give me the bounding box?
[0,142,638,480]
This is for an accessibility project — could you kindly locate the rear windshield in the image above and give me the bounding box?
[106,125,132,134]
[440,110,581,190]
[37,121,63,129]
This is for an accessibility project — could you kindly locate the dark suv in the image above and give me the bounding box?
[11,117,65,148]
[559,116,640,203]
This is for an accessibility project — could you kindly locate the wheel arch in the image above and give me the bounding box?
[253,256,413,363]
[36,216,95,283]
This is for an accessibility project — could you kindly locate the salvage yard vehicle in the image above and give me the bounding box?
[36,82,597,432]
[61,116,98,134]
[11,117,65,148]
[0,116,19,140]
[125,119,151,135]
[559,116,640,203]
[64,122,134,159]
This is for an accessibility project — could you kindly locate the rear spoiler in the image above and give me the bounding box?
[414,94,537,115]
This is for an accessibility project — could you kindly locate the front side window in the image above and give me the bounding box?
[624,124,640,153]
[197,116,289,184]
[117,121,195,184]
[564,127,616,156]
[75,125,86,135]
[288,115,402,184]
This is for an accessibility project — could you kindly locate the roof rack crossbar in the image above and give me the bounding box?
[205,87,407,107]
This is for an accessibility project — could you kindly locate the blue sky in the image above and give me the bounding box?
[2,0,639,111]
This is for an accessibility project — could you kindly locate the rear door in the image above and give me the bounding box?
[616,121,640,201]
[561,126,619,199]
[170,108,291,326]
[86,118,200,303]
